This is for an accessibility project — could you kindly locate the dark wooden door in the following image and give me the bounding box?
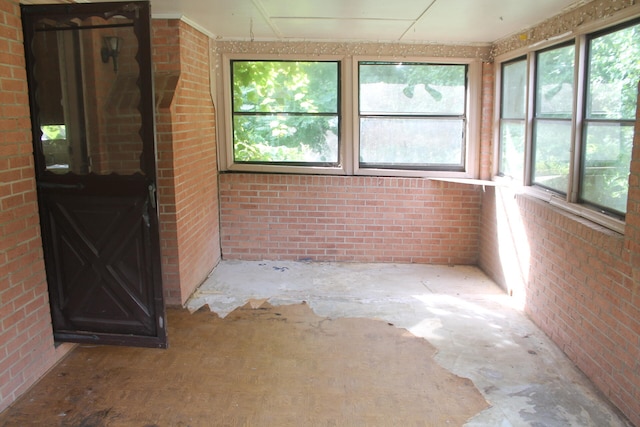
[22,2,167,348]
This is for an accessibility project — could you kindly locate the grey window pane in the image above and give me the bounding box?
[360,118,464,166]
[532,120,572,193]
[359,63,466,115]
[499,121,525,179]
[502,60,527,119]
[580,122,633,214]
[535,45,575,119]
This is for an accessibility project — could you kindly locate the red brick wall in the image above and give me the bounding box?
[99,23,145,175]
[82,20,141,174]
[153,19,180,304]
[153,20,220,305]
[623,83,640,424]
[479,84,640,425]
[0,0,73,413]
[220,174,481,264]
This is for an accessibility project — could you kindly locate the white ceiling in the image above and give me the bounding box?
[148,0,588,44]
[22,0,588,43]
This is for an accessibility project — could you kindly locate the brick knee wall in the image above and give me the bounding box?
[219,174,482,264]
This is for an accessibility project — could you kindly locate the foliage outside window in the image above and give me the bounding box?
[499,58,527,180]
[358,62,467,170]
[532,43,575,194]
[231,60,339,165]
[497,18,639,221]
[581,22,640,215]
[40,124,69,173]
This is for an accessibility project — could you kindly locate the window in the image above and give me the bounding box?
[581,22,640,215]
[358,62,467,171]
[498,58,527,179]
[221,55,480,177]
[496,17,639,223]
[532,43,575,194]
[231,60,340,165]
[40,124,69,173]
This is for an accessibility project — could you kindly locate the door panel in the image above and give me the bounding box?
[45,185,154,335]
[22,2,166,348]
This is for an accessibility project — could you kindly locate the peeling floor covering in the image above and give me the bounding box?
[187,260,632,426]
[0,302,488,426]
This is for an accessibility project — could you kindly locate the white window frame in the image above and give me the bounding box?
[353,56,481,179]
[493,11,640,234]
[218,53,350,175]
[217,53,482,179]
[497,56,528,181]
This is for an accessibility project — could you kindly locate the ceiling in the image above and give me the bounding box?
[148,0,587,44]
[24,0,588,44]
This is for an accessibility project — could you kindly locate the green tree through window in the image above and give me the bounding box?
[231,60,339,164]
[581,21,640,214]
[532,43,575,194]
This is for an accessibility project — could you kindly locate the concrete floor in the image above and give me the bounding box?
[187,260,632,427]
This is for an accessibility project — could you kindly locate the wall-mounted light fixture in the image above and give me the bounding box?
[101,36,122,73]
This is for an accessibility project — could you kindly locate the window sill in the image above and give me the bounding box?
[443,176,626,234]
[223,164,479,179]
[428,177,502,189]
[225,163,348,175]
[520,187,625,235]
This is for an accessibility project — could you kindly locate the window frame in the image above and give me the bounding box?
[353,56,481,179]
[497,55,528,180]
[578,20,640,216]
[531,41,576,196]
[219,53,350,175]
[229,58,342,168]
[356,61,469,172]
[493,12,640,233]
[218,53,482,179]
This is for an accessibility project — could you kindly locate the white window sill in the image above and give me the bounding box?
[428,177,502,189]
[520,187,625,235]
[434,176,626,235]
